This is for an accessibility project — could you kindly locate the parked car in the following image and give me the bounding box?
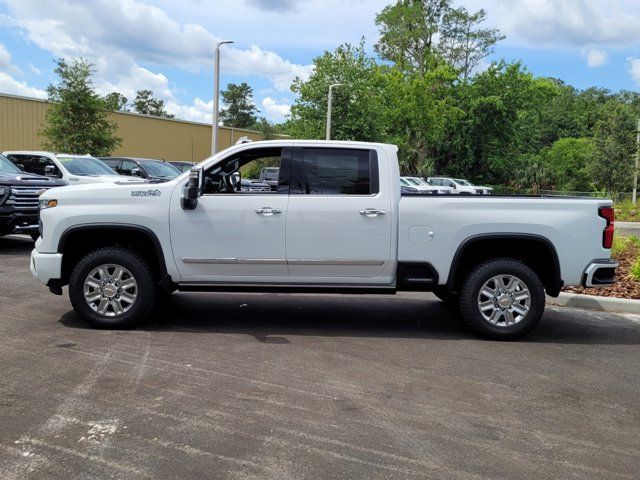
[427,177,479,195]
[238,178,272,193]
[0,153,65,241]
[168,161,196,173]
[259,166,280,191]
[32,140,617,340]
[98,157,181,183]
[456,179,493,195]
[401,176,452,194]
[3,151,142,185]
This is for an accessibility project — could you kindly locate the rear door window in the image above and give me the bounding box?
[292,148,378,195]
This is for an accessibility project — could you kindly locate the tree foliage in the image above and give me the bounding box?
[103,92,129,111]
[133,89,174,118]
[41,58,121,156]
[285,0,639,194]
[220,82,258,128]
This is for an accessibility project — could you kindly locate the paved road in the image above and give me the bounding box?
[617,222,640,238]
[1,235,639,479]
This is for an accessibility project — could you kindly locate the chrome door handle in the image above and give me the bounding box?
[359,208,386,217]
[255,207,282,216]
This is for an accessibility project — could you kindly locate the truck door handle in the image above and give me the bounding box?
[359,208,386,217]
[255,207,282,216]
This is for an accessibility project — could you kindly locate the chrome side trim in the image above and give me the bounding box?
[287,259,385,266]
[182,258,385,266]
[182,258,287,265]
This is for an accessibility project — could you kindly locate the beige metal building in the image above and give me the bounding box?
[0,93,272,162]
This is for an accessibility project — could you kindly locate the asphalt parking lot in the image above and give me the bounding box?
[1,235,639,479]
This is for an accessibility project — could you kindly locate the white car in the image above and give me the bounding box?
[456,179,493,195]
[3,151,143,185]
[401,176,452,194]
[427,177,480,195]
[32,140,617,340]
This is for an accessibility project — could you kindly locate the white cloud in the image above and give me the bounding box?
[0,43,20,74]
[586,48,607,67]
[261,97,291,122]
[627,58,640,86]
[0,72,46,98]
[463,0,640,48]
[2,0,314,122]
[29,64,42,75]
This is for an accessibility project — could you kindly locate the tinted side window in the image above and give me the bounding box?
[120,160,138,176]
[292,148,377,195]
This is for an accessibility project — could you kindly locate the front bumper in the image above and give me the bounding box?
[30,249,63,286]
[0,212,39,235]
[582,259,618,287]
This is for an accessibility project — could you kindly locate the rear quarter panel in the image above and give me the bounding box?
[398,196,613,286]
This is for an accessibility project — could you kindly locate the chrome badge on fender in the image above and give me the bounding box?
[131,189,161,197]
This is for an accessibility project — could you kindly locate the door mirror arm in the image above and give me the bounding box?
[181,167,202,210]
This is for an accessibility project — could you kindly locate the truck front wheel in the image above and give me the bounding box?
[69,247,157,328]
[458,258,545,340]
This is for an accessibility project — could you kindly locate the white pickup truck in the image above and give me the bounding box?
[31,140,617,339]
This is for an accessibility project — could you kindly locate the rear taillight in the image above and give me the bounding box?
[598,206,615,249]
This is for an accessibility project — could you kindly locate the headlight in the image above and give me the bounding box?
[0,186,9,206]
[39,198,58,210]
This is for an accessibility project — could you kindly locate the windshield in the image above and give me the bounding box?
[408,177,429,186]
[455,179,474,186]
[405,178,420,186]
[0,154,22,174]
[58,156,117,176]
[262,168,279,181]
[140,161,181,178]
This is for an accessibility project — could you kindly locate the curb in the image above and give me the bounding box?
[547,292,640,314]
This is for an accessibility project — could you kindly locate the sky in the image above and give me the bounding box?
[1,0,640,125]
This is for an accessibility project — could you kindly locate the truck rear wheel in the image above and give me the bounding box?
[69,247,157,329]
[458,258,545,340]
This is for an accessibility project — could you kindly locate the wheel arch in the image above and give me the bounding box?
[446,233,563,297]
[57,224,170,287]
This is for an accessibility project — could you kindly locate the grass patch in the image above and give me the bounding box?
[611,236,629,257]
[630,258,640,281]
[614,200,640,222]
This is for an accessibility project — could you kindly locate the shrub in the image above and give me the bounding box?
[611,237,629,257]
[615,200,640,222]
[629,257,640,281]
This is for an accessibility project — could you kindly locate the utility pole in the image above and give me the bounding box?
[326,83,342,140]
[634,118,640,204]
[212,40,234,155]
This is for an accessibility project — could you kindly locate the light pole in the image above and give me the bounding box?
[212,40,234,155]
[634,118,640,204]
[326,83,342,140]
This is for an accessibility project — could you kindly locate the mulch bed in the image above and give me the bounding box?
[564,242,640,300]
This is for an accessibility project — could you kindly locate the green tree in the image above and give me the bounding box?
[41,58,121,156]
[374,0,451,74]
[438,7,504,79]
[539,138,595,191]
[220,82,258,128]
[252,117,277,140]
[133,89,174,118]
[103,92,129,111]
[589,101,636,193]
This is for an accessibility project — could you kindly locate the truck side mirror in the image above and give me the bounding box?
[44,165,57,177]
[181,167,202,210]
[131,167,143,177]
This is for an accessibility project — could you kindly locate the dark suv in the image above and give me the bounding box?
[98,157,181,183]
[0,154,65,240]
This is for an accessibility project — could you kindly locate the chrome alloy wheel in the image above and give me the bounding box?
[477,274,531,327]
[83,264,138,317]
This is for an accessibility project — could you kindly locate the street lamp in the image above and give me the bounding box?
[212,40,234,155]
[326,83,343,140]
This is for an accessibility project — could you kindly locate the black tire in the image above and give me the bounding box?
[69,247,157,328]
[433,286,457,307]
[459,258,545,340]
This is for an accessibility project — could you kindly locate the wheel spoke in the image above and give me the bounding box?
[86,292,102,303]
[120,279,136,290]
[505,276,517,291]
[479,300,495,312]
[86,279,101,289]
[512,303,529,317]
[495,276,507,290]
[113,266,124,282]
[503,309,515,326]
[111,300,123,316]
[488,309,502,324]
[480,287,495,298]
[96,298,109,314]
[514,289,530,301]
[97,267,108,281]
[120,292,136,304]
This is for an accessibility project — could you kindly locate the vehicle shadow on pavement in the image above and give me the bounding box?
[0,236,34,255]
[57,292,640,345]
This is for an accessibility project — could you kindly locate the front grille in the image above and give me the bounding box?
[6,186,49,212]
